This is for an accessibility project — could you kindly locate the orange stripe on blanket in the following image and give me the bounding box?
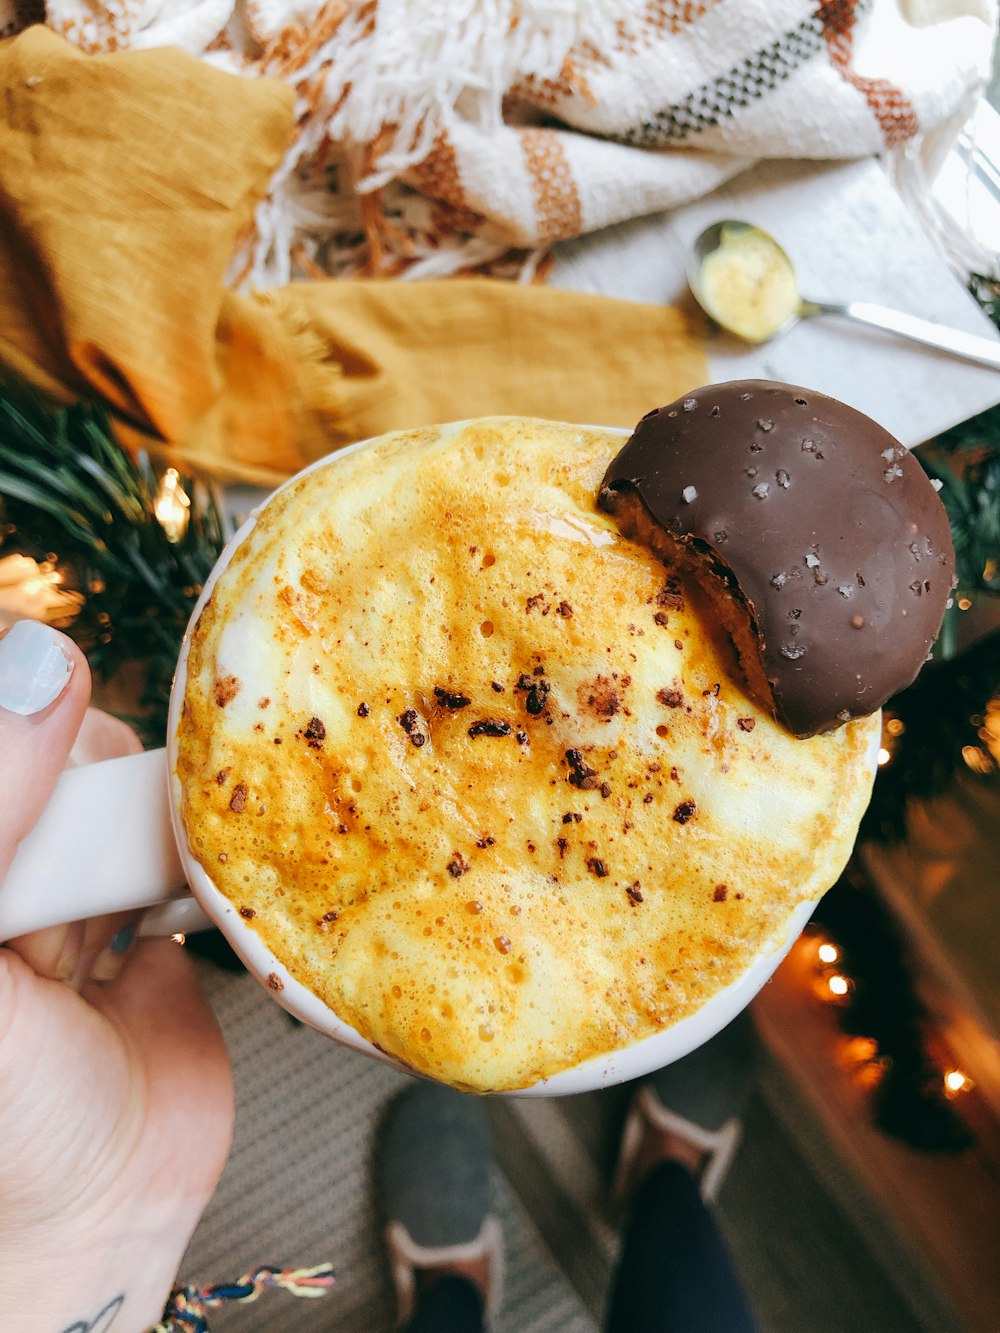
[820,0,918,149]
[519,127,582,245]
[644,0,722,37]
[411,130,471,212]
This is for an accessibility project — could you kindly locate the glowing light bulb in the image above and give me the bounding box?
[154,468,191,544]
[828,974,849,997]
[962,745,993,775]
[943,1069,973,1096]
[818,942,839,964]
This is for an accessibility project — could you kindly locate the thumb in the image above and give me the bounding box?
[0,622,90,883]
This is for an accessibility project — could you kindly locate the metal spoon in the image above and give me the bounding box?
[688,220,1000,370]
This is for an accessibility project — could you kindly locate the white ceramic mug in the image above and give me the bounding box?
[0,432,856,1096]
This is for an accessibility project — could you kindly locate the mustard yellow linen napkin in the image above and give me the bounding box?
[0,27,707,485]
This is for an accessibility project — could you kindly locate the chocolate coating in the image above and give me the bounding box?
[600,381,955,737]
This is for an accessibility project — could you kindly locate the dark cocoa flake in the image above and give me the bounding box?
[434,686,472,710]
[398,708,428,746]
[516,730,528,744]
[653,610,670,627]
[321,910,340,923]
[258,697,271,709]
[702,683,721,698]
[447,853,470,878]
[656,586,685,611]
[357,702,370,717]
[303,716,326,748]
[525,593,547,613]
[267,972,284,991]
[600,782,612,799]
[229,782,248,814]
[476,834,495,848]
[713,884,728,902]
[626,883,644,905]
[586,857,609,878]
[213,675,241,708]
[533,665,546,676]
[468,718,512,738]
[515,673,550,715]
[643,793,654,804]
[557,836,568,858]
[565,748,599,789]
[736,717,756,732]
[674,639,684,652]
[670,766,680,781]
[557,601,573,618]
[491,681,505,692]
[585,675,620,719]
[562,811,582,824]
[656,688,684,709]
[215,768,230,786]
[672,799,696,824]
[239,905,255,919]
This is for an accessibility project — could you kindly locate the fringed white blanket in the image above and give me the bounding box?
[3,0,996,285]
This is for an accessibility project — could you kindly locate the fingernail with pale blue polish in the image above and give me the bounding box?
[0,621,74,716]
[110,925,136,954]
[89,924,138,983]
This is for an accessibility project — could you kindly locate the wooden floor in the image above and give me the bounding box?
[754,936,1000,1332]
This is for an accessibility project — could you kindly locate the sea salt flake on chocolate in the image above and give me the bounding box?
[752,483,769,500]
[931,478,943,491]
[837,585,853,598]
[757,418,774,432]
[776,469,790,488]
[770,572,787,589]
[682,485,698,503]
[804,553,820,568]
[682,398,697,412]
[780,643,805,660]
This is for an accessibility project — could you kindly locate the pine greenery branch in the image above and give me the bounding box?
[812,859,974,1154]
[0,387,227,744]
[860,628,1000,845]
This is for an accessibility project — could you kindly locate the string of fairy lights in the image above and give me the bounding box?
[804,929,975,1106]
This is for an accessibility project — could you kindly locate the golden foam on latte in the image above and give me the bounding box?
[175,418,877,1092]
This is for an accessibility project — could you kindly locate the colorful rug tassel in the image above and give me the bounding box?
[155,1263,335,1331]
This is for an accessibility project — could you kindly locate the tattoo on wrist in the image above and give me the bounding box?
[61,1293,124,1333]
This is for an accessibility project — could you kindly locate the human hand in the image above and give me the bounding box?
[0,622,234,1332]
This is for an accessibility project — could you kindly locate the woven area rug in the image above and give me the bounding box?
[181,954,958,1332]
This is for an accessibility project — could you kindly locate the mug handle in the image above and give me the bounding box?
[0,748,211,941]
